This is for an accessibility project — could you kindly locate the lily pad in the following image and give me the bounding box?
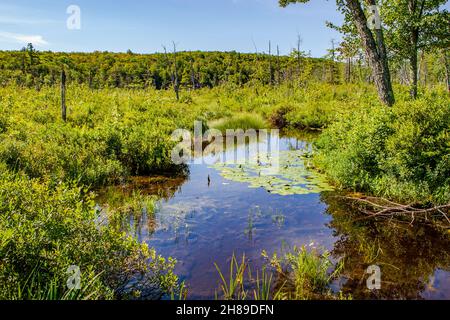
[210,150,334,195]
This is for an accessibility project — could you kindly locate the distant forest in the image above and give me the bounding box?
[0,44,447,90]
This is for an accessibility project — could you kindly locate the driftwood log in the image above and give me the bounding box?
[336,195,450,229]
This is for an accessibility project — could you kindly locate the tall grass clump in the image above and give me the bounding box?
[315,93,450,205]
[266,247,346,300]
[214,248,347,300]
[209,113,268,133]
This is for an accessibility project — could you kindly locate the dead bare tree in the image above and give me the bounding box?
[276,45,281,85]
[162,43,180,100]
[296,33,302,81]
[61,68,67,122]
[172,42,180,100]
[189,55,196,90]
[268,41,274,85]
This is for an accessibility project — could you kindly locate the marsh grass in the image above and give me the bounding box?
[12,266,111,300]
[208,113,268,133]
[214,254,248,300]
[269,246,345,300]
[215,248,348,300]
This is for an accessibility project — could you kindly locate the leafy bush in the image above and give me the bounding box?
[0,171,181,300]
[315,94,450,204]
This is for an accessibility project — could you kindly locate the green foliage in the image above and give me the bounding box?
[208,113,268,133]
[0,172,182,300]
[323,193,450,299]
[0,67,447,300]
[0,85,196,186]
[0,50,342,89]
[214,254,249,300]
[214,248,348,300]
[101,189,157,235]
[266,246,346,300]
[315,92,450,204]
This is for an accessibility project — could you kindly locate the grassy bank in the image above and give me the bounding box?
[0,82,372,186]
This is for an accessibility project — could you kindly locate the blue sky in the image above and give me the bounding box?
[0,0,344,57]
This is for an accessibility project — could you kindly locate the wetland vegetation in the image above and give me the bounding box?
[0,0,449,301]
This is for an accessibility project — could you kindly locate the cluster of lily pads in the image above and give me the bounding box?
[211,150,334,195]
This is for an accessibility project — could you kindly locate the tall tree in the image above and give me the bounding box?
[280,0,395,106]
[382,0,449,98]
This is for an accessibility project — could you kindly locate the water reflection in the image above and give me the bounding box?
[322,193,450,299]
[96,174,188,236]
[97,135,450,300]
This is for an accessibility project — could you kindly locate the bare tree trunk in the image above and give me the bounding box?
[268,41,274,85]
[61,68,67,122]
[297,34,302,81]
[409,26,419,98]
[346,57,352,82]
[345,0,395,106]
[443,49,450,92]
[172,42,179,100]
[276,45,280,85]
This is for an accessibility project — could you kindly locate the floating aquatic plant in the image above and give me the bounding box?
[211,150,334,195]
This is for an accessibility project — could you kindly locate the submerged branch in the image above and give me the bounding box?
[335,195,450,228]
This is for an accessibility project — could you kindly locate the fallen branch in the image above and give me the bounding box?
[335,195,450,228]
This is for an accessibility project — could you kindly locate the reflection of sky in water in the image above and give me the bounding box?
[135,137,335,299]
[108,136,449,300]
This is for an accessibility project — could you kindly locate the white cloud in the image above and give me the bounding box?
[0,31,48,46]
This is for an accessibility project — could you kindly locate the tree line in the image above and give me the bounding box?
[280,0,449,105]
[0,46,341,90]
[0,45,447,91]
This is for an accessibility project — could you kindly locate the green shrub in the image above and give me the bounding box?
[0,172,181,300]
[0,86,193,186]
[315,94,450,204]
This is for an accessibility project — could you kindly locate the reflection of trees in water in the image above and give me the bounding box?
[127,174,188,201]
[321,193,450,299]
[97,173,188,236]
